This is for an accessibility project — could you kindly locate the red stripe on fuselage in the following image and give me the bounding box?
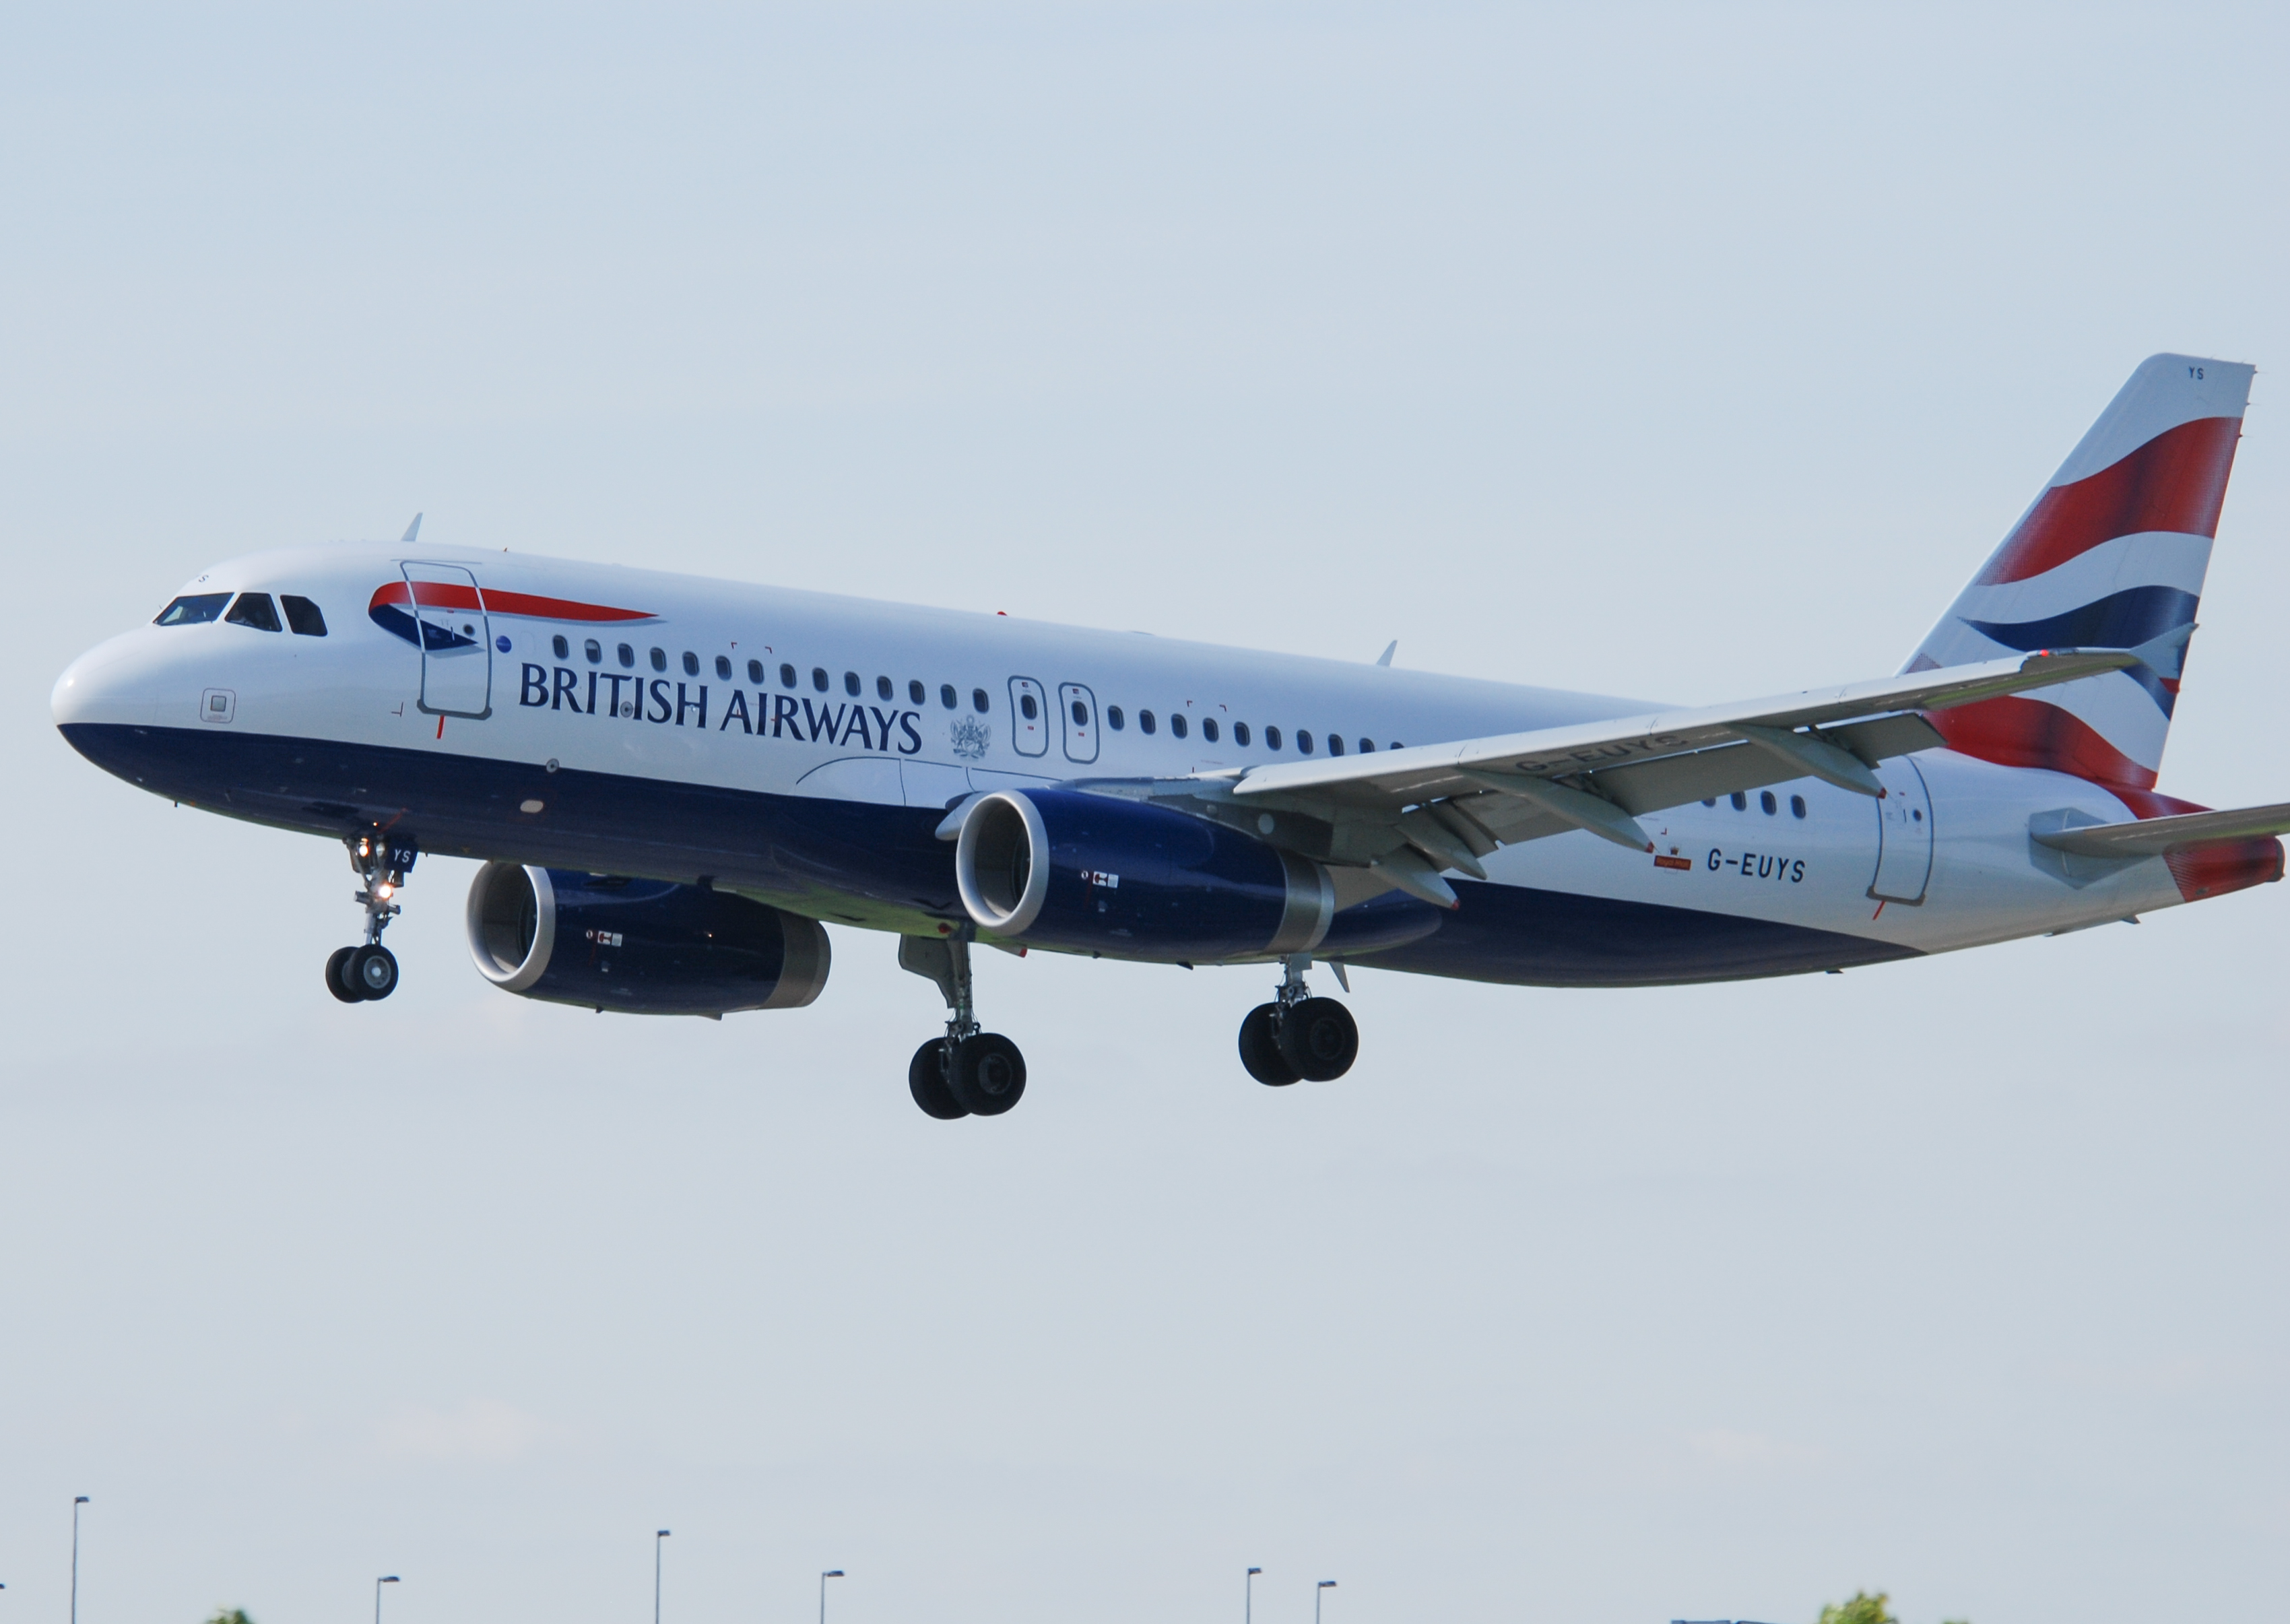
[368,581,655,622]
[1976,415,2242,585]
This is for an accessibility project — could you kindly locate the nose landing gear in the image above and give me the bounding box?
[1239,955,1358,1085]
[898,932,1028,1119]
[326,832,416,1004]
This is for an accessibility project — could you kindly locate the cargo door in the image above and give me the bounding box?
[402,562,493,719]
[1868,758,1934,903]
[1058,682,1099,764]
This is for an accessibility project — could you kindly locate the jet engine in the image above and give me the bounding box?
[952,788,1443,961]
[465,864,830,1016]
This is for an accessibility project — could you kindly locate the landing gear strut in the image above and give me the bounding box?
[1239,955,1358,1085]
[327,831,415,1004]
[899,932,1027,1119]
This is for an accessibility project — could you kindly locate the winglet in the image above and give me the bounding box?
[1375,641,1397,668]
[399,513,423,548]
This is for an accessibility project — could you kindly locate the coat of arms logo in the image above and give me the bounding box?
[949,716,990,760]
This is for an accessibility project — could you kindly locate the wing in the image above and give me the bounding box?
[2031,801,2290,857]
[1138,650,2138,908]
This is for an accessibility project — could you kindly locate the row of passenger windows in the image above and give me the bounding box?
[155,592,327,636]
[1707,790,1809,818]
[543,633,1396,754]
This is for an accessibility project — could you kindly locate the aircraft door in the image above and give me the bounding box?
[1008,676,1049,757]
[1868,758,1933,903]
[403,562,493,719]
[1058,682,1099,764]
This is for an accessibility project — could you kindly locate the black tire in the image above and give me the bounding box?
[950,1033,1027,1117]
[908,1039,970,1119]
[1278,996,1358,1082]
[1238,1003,1299,1086]
[326,946,364,1004]
[352,944,399,1001]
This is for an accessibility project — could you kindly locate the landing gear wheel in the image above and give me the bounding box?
[1239,1003,1300,1086]
[1278,996,1357,1082]
[950,1033,1027,1116]
[351,943,399,1001]
[326,946,364,1004]
[909,1039,970,1119]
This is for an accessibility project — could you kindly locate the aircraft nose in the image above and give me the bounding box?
[52,630,168,731]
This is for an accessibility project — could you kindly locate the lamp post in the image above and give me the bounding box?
[654,1531,671,1624]
[1316,1579,1337,1624]
[374,1575,399,1624]
[69,1496,90,1624]
[1246,1567,1262,1624]
[820,1568,844,1624]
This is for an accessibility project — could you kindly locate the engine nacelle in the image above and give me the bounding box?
[953,788,1441,961]
[465,864,830,1016]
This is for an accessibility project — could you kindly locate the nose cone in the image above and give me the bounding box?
[53,629,170,731]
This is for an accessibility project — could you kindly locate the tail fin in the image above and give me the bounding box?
[1906,354,2255,791]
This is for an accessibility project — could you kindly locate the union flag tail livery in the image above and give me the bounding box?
[49,353,2290,1119]
[1906,353,2254,792]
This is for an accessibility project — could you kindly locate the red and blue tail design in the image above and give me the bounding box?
[1906,354,2254,791]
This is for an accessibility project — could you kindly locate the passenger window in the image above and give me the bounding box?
[1328,735,1344,756]
[876,675,893,701]
[682,651,700,677]
[1265,725,1282,750]
[715,655,733,680]
[651,647,667,672]
[1020,692,1039,720]
[1107,706,1125,730]
[1730,791,1746,810]
[972,688,989,713]
[1171,713,1187,739]
[1297,730,1314,754]
[552,633,570,659]
[1202,717,1219,742]
[618,643,635,668]
[1140,710,1157,735]
[1071,699,1088,725]
[225,593,282,632]
[748,659,765,685]
[812,668,829,692]
[1761,791,1777,814]
[281,595,329,637]
[586,639,603,664]
[910,680,926,705]
[1234,721,1251,746]
[844,671,860,696]
[1791,795,1807,818]
[1389,741,1402,751]
[941,684,957,709]
[1702,798,1717,808]
[782,663,797,688]
[1358,738,1373,753]
[153,592,231,626]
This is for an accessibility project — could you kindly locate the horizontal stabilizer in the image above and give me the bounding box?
[2031,801,2290,858]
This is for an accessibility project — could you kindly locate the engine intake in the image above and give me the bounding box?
[465,864,830,1016]
[954,788,1438,961]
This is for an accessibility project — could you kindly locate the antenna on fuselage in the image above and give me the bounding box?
[399,513,423,548]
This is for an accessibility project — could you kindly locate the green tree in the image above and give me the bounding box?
[204,1610,255,1624]
[1818,1594,1897,1624]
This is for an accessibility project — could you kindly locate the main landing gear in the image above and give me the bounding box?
[1239,956,1359,1086]
[327,832,414,1004]
[898,932,1027,1120]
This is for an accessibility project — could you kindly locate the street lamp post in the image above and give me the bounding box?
[820,1568,845,1624]
[374,1575,399,1624]
[1246,1567,1262,1624]
[69,1496,90,1624]
[654,1531,672,1624]
[1316,1579,1337,1624]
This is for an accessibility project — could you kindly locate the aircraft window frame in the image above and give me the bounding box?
[618,643,636,668]
[153,592,232,626]
[224,593,283,632]
[877,675,894,701]
[910,680,927,705]
[843,671,861,697]
[1107,705,1125,730]
[1358,738,1373,753]
[1202,717,1218,742]
[747,659,764,684]
[1019,692,1039,721]
[715,655,733,680]
[971,688,989,713]
[1265,725,1282,750]
[1791,794,1808,818]
[1761,790,1778,815]
[782,663,798,688]
[1328,734,1344,756]
[1140,709,1157,735]
[941,684,957,709]
[1730,791,1747,810]
[1171,713,1188,739]
[586,639,603,664]
[552,634,570,659]
[1297,730,1314,754]
[812,667,830,692]
[280,595,329,637]
[1234,721,1250,746]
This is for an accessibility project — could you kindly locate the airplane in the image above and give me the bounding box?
[51,354,2289,1120]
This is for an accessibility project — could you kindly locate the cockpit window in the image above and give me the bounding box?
[154,593,230,626]
[280,595,328,637]
[224,593,283,632]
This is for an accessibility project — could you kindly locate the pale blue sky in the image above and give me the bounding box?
[3,5,2285,1623]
